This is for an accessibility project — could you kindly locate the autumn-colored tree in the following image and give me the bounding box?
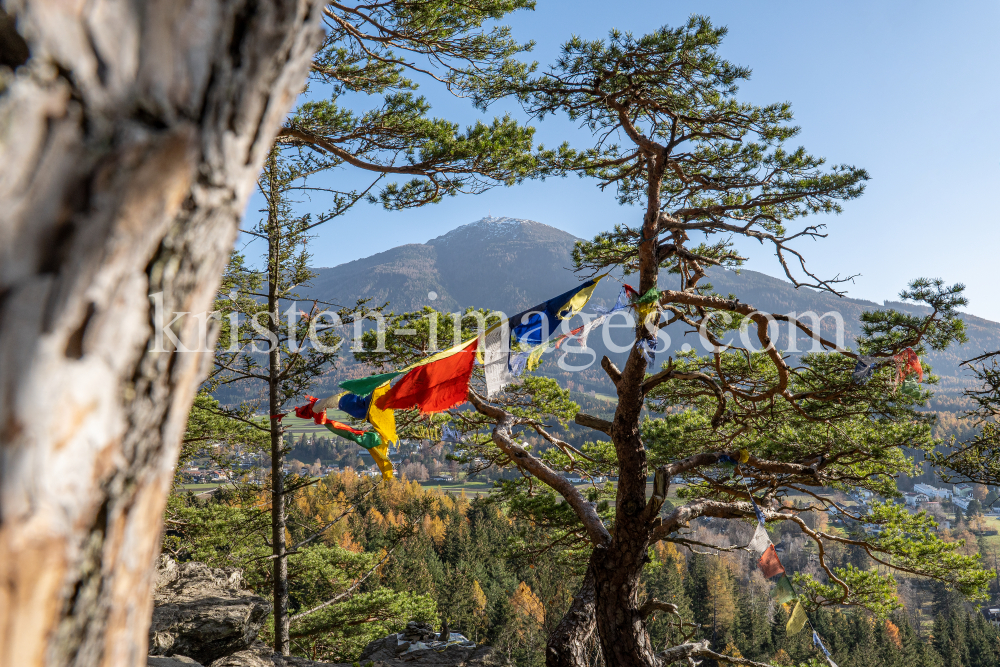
[511,581,546,627]
[772,648,793,666]
[885,619,903,649]
[705,558,737,640]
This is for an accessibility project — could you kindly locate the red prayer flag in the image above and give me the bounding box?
[758,544,786,578]
[376,339,479,414]
[894,347,923,384]
[294,395,323,423]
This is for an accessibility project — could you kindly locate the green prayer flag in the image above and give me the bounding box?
[786,600,808,635]
[632,287,662,304]
[323,421,383,450]
[339,372,402,397]
[772,576,796,605]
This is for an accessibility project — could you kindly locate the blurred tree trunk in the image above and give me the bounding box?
[0,2,322,665]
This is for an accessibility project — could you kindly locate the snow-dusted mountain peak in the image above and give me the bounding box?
[426,215,576,246]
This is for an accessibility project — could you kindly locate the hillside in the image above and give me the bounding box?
[304,216,999,396]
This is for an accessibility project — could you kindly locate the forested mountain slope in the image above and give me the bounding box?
[305,216,999,395]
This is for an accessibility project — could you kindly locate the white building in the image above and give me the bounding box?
[903,492,929,507]
[914,483,952,500]
[953,496,972,511]
[954,483,974,499]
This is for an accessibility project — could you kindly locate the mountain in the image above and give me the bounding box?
[303,216,999,397]
[307,216,617,314]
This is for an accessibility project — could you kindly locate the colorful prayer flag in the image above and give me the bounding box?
[508,349,530,376]
[484,323,518,397]
[375,338,479,414]
[772,576,796,605]
[366,382,398,446]
[509,278,603,346]
[786,600,807,635]
[636,338,657,365]
[630,286,661,321]
[340,372,402,397]
[595,286,630,315]
[526,340,549,371]
[813,631,830,657]
[338,392,372,420]
[311,392,346,415]
[758,544,785,578]
[408,336,478,369]
[894,347,922,384]
[852,356,879,385]
[750,494,768,525]
[323,419,383,449]
[748,524,771,554]
[293,395,393,479]
[368,440,394,479]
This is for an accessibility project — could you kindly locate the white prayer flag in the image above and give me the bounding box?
[484,323,518,397]
[747,523,771,554]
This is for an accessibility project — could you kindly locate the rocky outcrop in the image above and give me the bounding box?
[149,557,272,665]
[148,559,500,667]
[148,657,204,667]
[358,623,496,667]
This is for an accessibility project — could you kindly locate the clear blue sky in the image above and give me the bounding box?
[242,0,1000,321]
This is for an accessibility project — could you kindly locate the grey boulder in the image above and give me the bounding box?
[148,656,204,667]
[149,557,272,665]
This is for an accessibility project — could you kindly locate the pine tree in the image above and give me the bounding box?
[642,544,693,650]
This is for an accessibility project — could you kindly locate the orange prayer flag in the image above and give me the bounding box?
[758,544,786,578]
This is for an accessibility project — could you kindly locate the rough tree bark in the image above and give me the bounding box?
[545,566,598,667]
[265,177,290,653]
[590,145,667,667]
[0,2,323,665]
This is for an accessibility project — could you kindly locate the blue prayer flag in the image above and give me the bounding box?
[750,494,767,525]
[338,392,372,420]
[852,356,878,385]
[813,631,831,657]
[509,279,599,347]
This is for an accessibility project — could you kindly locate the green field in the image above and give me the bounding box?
[281,413,351,436]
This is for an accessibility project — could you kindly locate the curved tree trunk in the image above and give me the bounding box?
[546,566,599,667]
[0,2,322,665]
[588,143,667,667]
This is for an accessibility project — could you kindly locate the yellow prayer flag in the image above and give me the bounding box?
[526,343,548,371]
[369,441,394,479]
[558,275,605,319]
[786,600,807,635]
[367,382,398,447]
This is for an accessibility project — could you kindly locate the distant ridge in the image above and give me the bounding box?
[304,216,1000,394]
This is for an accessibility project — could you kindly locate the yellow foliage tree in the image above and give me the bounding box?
[339,531,362,553]
[772,648,793,666]
[423,515,447,545]
[885,619,902,649]
[471,580,488,617]
[510,581,545,625]
[705,558,736,635]
[722,640,743,658]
